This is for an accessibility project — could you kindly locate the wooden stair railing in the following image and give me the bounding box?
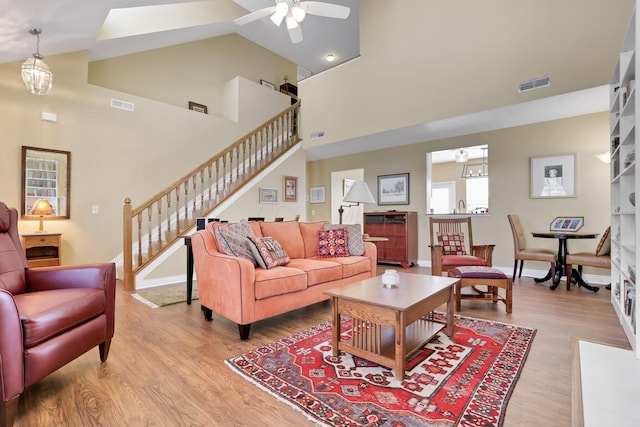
[122,101,300,290]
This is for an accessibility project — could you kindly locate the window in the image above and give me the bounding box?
[431,182,455,214]
[465,177,488,212]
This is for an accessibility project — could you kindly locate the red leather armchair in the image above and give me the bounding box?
[0,202,115,427]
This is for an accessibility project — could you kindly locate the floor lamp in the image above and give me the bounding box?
[338,181,375,224]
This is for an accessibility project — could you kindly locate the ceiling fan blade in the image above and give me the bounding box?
[300,1,350,19]
[234,6,276,26]
[288,25,303,44]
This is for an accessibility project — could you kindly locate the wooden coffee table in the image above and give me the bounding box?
[325,273,458,380]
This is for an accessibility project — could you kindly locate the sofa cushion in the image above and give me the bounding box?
[286,258,343,286]
[13,288,105,347]
[319,255,371,278]
[437,232,466,255]
[215,221,257,266]
[317,228,349,258]
[596,226,611,256]
[299,221,327,258]
[254,267,307,300]
[260,221,305,259]
[247,236,290,269]
[324,223,365,256]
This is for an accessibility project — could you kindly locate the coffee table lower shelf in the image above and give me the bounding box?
[339,318,445,371]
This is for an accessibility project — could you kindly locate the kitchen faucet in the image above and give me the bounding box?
[458,199,466,212]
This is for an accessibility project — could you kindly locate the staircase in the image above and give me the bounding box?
[122,101,300,290]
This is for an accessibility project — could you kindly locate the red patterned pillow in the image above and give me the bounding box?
[317,228,350,258]
[437,232,466,255]
[246,236,290,269]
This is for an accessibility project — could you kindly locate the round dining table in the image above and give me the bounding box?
[530,231,600,292]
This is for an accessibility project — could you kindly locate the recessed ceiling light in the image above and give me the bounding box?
[326,53,335,62]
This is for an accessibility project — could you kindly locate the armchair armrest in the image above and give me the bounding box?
[471,244,496,266]
[0,290,25,402]
[26,263,117,339]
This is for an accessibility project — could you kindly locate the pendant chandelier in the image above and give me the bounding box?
[461,147,489,179]
[21,28,53,96]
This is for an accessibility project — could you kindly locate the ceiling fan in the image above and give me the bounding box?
[234,0,350,44]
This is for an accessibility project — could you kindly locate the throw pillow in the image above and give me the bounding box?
[215,220,257,266]
[247,236,290,269]
[317,228,350,258]
[596,226,611,256]
[437,232,467,255]
[323,223,365,256]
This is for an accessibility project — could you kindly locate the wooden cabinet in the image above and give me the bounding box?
[610,2,640,358]
[364,211,417,268]
[21,232,62,268]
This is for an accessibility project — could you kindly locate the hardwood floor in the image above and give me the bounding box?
[14,267,628,427]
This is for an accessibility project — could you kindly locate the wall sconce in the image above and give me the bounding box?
[338,181,375,224]
[595,151,611,164]
[21,28,53,96]
[30,199,54,232]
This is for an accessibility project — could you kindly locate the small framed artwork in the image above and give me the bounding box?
[309,186,326,204]
[259,188,277,204]
[188,101,208,114]
[550,216,584,232]
[284,176,297,202]
[260,79,276,90]
[530,153,576,198]
[343,178,355,197]
[377,173,410,205]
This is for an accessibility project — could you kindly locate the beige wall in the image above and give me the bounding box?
[0,47,297,272]
[299,0,632,149]
[307,112,610,273]
[89,35,297,118]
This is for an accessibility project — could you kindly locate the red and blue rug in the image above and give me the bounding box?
[226,313,535,426]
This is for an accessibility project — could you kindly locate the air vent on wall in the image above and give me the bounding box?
[518,75,550,93]
[111,98,134,112]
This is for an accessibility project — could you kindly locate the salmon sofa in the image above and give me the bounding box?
[191,220,377,339]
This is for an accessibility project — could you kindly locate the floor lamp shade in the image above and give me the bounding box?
[339,181,375,224]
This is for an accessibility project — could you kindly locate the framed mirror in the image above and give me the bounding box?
[21,146,71,219]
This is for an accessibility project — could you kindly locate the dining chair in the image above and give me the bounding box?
[507,214,557,280]
[565,226,611,291]
[429,216,495,276]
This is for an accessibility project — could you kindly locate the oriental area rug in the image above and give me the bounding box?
[226,314,535,427]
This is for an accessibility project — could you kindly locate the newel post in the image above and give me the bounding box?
[123,197,134,290]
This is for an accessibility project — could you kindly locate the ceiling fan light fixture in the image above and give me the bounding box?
[291,5,306,22]
[275,1,289,15]
[286,15,299,30]
[21,28,53,96]
[270,11,286,26]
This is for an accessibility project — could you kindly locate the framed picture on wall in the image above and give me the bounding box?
[377,173,410,205]
[259,188,277,203]
[309,186,326,203]
[283,176,297,202]
[343,178,355,197]
[530,154,576,198]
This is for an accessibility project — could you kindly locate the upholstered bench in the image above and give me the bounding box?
[449,266,513,313]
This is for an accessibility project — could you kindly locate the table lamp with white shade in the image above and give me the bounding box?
[30,199,54,232]
[338,181,375,224]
